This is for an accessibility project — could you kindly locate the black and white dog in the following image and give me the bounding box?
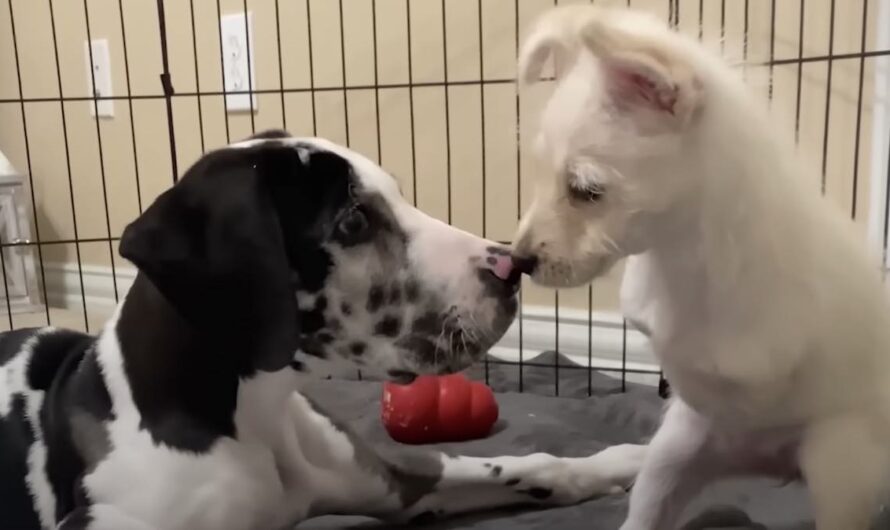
[0,131,645,529]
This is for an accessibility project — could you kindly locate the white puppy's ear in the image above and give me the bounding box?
[519,6,702,125]
[518,30,565,84]
[599,52,681,114]
[518,5,588,84]
[578,16,703,125]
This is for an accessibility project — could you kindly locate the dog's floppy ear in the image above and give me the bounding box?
[119,145,302,372]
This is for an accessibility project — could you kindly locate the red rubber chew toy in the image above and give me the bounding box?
[382,374,498,444]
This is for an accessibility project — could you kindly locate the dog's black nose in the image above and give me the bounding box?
[511,255,538,276]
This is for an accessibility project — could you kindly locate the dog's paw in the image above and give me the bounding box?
[503,444,648,506]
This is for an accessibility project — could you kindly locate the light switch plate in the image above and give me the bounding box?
[84,39,113,118]
[220,12,258,113]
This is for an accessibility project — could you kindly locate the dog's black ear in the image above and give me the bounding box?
[119,146,301,372]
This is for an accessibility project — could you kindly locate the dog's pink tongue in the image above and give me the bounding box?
[491,256,514,281]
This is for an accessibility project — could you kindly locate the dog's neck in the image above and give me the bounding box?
[97,274,299,448]
[639,92,838,329]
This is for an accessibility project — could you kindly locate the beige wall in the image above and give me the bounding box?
[0,0,885,323]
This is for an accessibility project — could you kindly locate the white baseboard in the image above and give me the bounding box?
[489,305,657,371]
[42,262,136,312]
[41,263,659,371]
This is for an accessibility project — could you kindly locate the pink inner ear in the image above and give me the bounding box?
[611,67,677,115]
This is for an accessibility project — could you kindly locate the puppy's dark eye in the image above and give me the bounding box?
[337,208,369,240]
[568,182,604,203]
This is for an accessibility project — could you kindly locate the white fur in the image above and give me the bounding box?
[515,6,890,530]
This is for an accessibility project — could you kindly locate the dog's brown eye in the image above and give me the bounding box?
[337,208,369,239]
[569,183,604,203]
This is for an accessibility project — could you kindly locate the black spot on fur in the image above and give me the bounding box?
[396,336,438,362]
[483,463,492,468]
[490,465,503,477]
[314,295,328,312]
[290,360,304,371]
[505,478,520,486]
[486,256,497,265]
[375,315,402,337]
[327,318,343,332]
[412,312,440,335]
[405,280,419,302]
[389,285,402,304]
[524,487,553,500]
[300,338,326,358]
[317,332,334,344]
[340,302,352,316]
[409,511,437,524]
[486,246,510,256]
[367,285,385,312]
[300,309,325,333]
[350,342,366,356]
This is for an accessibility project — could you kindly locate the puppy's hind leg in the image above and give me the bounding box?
[621,400,717,530]
[799,414,890,530]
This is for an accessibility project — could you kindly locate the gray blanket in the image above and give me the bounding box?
[295,353,848,529]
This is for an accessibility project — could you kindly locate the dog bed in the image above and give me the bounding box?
[294,353,859,530]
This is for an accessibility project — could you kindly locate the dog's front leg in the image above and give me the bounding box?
[621,399,716,530]
[390,442,646,523]
[282,390,644,524]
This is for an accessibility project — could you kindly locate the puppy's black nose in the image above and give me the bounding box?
[511,255,538,276]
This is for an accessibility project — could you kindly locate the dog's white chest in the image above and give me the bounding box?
[85,430,287,530]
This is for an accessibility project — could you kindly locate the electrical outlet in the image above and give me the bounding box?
[220,12,258,113]
[84,39,113,118]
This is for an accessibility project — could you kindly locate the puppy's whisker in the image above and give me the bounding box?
[601,234,622,255]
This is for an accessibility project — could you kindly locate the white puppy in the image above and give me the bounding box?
[513,6,890,530]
